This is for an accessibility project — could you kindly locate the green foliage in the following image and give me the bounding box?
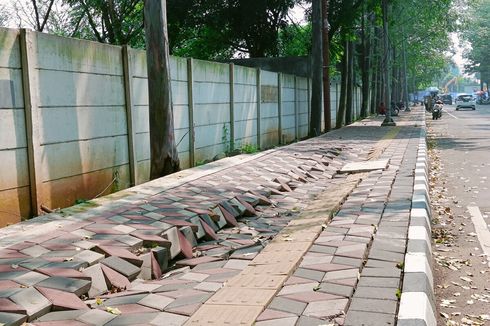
[61,0,145,48]
[396,288,402,299]
[221,124,230,154]
[461,0,490,81]
[168,0,302,58]
[240,143,258,154]
[278,23,312,56]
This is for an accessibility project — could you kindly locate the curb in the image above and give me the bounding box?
[397,114,437,326]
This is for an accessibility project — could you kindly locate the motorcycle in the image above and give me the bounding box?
[477,97,490,105]
[390,102,400,116]
[432,104,443,120]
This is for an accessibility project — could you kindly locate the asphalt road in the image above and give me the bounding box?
[429,104,490,325]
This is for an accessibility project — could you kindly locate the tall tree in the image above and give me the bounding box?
[310,0,323,137]
[336,38,348,129]
[12,0,55,32]
[144,0,180,179]
[381,0,395,126]
[322,0,331,131]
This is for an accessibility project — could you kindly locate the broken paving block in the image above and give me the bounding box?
[137,253,152,281]
[163,219,199,233]
[235,197,256,216]
[237,194,260,206]
[162,227,181,260]
[211,207,227,229]
[180,227,197,248]
[151,247,169,272]
[219,201,240,218]
[188,216,205,239]
[177,231,193,259]
[218,205,238,227]
[151,254,162,279]
[101,256,140,281]
[228,198,246,216]
[199,214,219,232]
[200,219,219,241]
[93,245,142,267]
[100,264,130,291]
[35,286,89,311]
[82,264,108,298]
[130,231,172,249]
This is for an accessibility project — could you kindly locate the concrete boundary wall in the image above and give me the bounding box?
[0,27,363,226]
[398,115,437,326]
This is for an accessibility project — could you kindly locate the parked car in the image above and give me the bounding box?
[455,94,476,110]
[440,94,453,105]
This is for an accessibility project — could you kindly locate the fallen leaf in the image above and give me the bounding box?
[106,307,121,315]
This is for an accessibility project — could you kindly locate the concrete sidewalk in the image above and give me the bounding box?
[0,108,432,326]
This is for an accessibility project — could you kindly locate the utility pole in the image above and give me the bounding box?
[381,0,396,126]
[310,0,323,137]
[322,0,331,132]
[144,0,180,179]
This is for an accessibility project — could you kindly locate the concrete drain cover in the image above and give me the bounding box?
[340,159,389,173]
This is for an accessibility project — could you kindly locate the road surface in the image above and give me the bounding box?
[428,104,490,325]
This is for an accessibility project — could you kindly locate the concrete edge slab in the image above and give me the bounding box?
[398,133,437,326]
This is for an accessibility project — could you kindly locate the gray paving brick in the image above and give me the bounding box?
[150,312,188,326]
[361,267,401,278]
[104,312,159,325]
[368,249,405,263]
[73,250,105,266]
[37,310,85,321]
[77,309,116,325]
[82,264,108,298]
[357,277,400,288]
[296,315,329,326]
[353,286,398,300]
[293,268,325,282]
[349,297,397,314]
[180,226,198,247]
[14,271,49,287]
[344,310,395,326]
[9,288,51,321]
[101,256,140,280]
[269,296,307,315]
[0,312,27,326]
[318,282,354,297]
[36,276,91,296]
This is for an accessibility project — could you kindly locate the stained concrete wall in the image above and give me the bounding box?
[0,28,365,226]
[0,28,30,225]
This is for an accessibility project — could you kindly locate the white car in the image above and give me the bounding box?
[455,94,476,110]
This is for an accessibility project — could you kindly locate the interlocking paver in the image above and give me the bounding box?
[36,277,91,296]
[0,109,425,324]
[9,287,52,321]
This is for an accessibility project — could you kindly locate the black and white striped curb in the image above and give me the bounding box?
[397,117,437,326]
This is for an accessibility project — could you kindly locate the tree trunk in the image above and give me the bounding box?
[336,39,349,129]
[345,40,354,125]
[360,10,370,118]
[310,0,323,137]
[322,0,331,132]
[144,0,180,179]
[381,0,395,126]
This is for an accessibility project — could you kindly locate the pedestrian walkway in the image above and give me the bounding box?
[0,108,425,326]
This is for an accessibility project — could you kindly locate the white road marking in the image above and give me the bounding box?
[467,206,490,266]
[445,110,459,119]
